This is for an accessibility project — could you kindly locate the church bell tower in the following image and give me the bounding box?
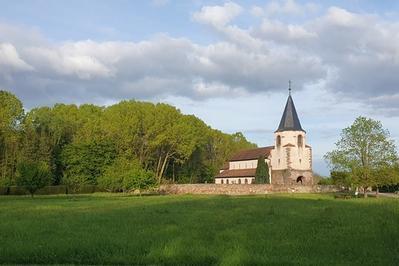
[270,82,313,185]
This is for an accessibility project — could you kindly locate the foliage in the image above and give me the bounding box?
[0,194,398,265]
[63,175,92,194]
[0,91,255,185]
[0,91,24,185]
[15,160,51,197]
[325,116,398,196]
[317,177,334,185]
[330,171,352,187]
[255,155,269,184]
[98,158,156,193]
[61,140,116,185]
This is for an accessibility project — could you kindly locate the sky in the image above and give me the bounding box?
[1,0,399,175]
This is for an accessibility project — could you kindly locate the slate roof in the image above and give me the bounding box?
[215,168,256,178]
[229,146,274,162]
[276,95,305,132]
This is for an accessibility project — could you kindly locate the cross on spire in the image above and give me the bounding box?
[276,81,305,132]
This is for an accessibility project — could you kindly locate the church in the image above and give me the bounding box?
[215,87,313,185]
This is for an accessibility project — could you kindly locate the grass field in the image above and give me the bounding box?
[0,193,398,265]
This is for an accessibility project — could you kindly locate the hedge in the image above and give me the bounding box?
[36,186,68,195]
[0,187,9,195]
[0,185,104,195]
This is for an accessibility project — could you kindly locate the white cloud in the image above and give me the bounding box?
[324,6,369,27]
[26,44,113,80]
[257,19,317,41]
[192,79,247,98]
[192,2,242,27]
[250,6,264,17]
[0,43,34,72]
[263,0,319,17]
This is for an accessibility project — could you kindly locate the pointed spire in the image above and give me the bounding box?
[275,83,305,133]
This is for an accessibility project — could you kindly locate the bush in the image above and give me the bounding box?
[36,185,67,195]
[16,161,51,197]
[98,158,157,193]
[318,178,334,185]
[8,186,27,195]
[71,184,97,194]
[0,187,9,195]
[63,175,94,194]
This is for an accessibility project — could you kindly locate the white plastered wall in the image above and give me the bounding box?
[229,160,258,170]
[215,177,255,184]
[270,130,312,171]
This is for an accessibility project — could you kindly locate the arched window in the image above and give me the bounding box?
[221,179,224,184]
[226,179,229,184]
[245,178,248,184]
[298,135,303,148]
[277,135,281,147]
[238,179,241,184]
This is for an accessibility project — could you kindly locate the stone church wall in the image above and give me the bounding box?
[160,184,339,195]
[271,170,313,185]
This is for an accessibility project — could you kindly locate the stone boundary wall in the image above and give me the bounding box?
[160,184,339,195]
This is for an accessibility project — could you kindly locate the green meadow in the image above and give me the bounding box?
[0,194,398,265]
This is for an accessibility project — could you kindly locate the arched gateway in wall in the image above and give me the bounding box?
[215,84,313,185]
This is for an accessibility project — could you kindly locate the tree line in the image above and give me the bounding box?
[0,90,255,193]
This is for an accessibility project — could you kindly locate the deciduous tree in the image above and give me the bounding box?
[325,117,398,197]
[16,160,50,197]
[0,91,24,185]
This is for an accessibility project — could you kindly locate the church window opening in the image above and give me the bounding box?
[245,178,248,184]
[298,135,303,147]
[221,179,224,184]
[277,135,281,147]
[238,179,241,184]
[226,179,229,184]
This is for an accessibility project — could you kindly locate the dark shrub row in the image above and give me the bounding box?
[0,185,104,195]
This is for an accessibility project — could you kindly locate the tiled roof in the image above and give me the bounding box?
[215,168,256,178]
[229,146,274,161]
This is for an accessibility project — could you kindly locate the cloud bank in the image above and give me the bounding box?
[0,1,398,116]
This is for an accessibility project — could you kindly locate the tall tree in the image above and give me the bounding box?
[255,155,270,184]
[325,116,398,197]
[61,140,116,185]
[0,91,24,185]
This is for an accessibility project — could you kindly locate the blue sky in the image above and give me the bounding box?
[2,0,399,42]
[1,0,399,175]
